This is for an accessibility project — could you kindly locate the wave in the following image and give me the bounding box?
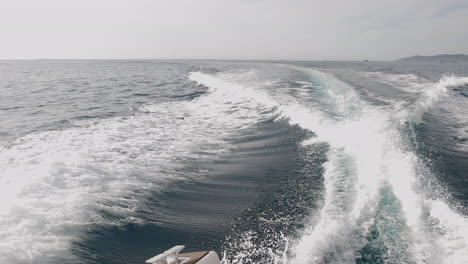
[190,68,468,264]
[409,75,468,124]
[362,72,468,124]
[365,71,468,152]
[0,71,278,263]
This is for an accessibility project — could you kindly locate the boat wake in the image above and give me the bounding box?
[0,69,276,263]
[2,63,467,264]
[190,67,468,264]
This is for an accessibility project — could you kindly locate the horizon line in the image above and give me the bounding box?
[0,57,391,62]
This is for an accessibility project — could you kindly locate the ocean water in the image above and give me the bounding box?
[1,60,468,264]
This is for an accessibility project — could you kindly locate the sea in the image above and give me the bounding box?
[1,60,468,264]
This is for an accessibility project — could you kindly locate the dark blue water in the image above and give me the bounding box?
[1,60,467,264]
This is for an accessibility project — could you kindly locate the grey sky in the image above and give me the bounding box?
[1,0,467,60]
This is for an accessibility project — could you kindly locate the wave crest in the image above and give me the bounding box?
[408,75,468,123]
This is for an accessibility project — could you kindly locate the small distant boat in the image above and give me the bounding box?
[146,245,221,264]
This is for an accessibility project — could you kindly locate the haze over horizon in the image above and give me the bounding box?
[1,0,468,61]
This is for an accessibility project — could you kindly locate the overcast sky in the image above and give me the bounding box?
[1,0,467,60]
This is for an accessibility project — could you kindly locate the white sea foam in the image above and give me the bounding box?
[408,75,468,123]
[426,200,468,264]
[362,72,468,124]
[366,71,468,152]
[191,68,468,264]
[0,71,277,263]
[0,112,220,263]
[192,70,388,262]
[280,70,425,263]
[290,72,468,264]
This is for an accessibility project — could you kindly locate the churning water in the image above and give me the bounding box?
[1,60,468,264]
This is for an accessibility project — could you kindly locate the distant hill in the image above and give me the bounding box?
[397,54,468,63]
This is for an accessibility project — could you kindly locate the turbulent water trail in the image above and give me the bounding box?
[190,67,468,264]
[290,70,468,264]
[2,62,467,264]
[0,102,230,263]
[0,69,276,263]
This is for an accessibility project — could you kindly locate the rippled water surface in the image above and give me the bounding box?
[1,60,468,264]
